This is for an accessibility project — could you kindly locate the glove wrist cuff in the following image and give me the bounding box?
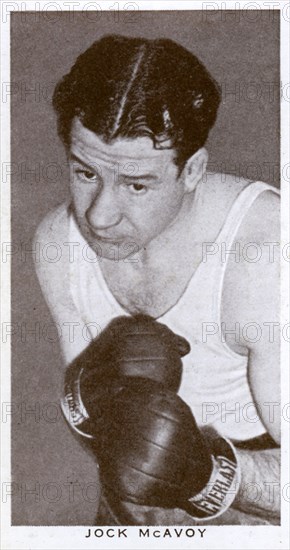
[186,427,241,521]
[61,365,94,439]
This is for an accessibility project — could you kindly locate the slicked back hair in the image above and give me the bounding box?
[52,35,221,173]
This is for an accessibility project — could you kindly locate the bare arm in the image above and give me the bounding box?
[33,202,89,365]
[222,190,281,520]
[234,448,280,519]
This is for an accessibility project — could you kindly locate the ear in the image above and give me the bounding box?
[183,147,208,193]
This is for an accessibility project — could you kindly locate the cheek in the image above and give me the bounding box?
[132,193,182,234]
[151,186,183,218]
[70,183,93,216]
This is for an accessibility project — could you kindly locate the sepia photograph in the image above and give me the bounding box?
[1,1,289,548]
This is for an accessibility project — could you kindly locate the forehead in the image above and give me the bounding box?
[70,117,177,173]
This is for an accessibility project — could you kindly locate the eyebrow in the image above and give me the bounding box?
[70,153,160,181]
[120,173,159,182]
[70,153,100,172]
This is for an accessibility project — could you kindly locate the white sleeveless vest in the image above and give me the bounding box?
[66,180,279,442]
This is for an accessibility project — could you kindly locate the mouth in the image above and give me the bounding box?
[90,232,126,244]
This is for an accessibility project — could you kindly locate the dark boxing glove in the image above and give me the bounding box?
[95,377,240,522]
[61,314,190,438]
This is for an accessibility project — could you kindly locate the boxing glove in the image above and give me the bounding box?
[93,376,240,521]
[61,314,190,438]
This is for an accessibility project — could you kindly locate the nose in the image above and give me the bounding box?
[86,184,122,231]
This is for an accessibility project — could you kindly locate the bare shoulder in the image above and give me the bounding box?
[204,172,252,201]
[221,187,280,352]
[33,201,72,293]
[221,188,280,441]
[196,173,254,241]
[235,187,280,242]
[201,173,253,222]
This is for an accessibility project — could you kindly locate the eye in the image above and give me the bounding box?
[74,169,99,183]
[127,182,147,194]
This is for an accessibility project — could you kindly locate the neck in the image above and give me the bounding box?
[134,179,204,268]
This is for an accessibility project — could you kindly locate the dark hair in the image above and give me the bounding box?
[52,34,221,172]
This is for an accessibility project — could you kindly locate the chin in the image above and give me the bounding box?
[93,240,141,262]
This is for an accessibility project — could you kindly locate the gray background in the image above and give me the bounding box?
[11,10,280,525]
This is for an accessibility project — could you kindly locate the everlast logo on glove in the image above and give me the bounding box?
[190,455,238,517]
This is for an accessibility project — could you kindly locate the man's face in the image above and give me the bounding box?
[69,118,188,260]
